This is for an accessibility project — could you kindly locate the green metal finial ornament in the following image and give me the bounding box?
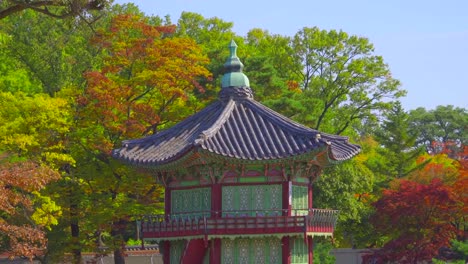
[221,40,250,88]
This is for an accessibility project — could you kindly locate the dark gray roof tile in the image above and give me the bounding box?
[112,94,360,166]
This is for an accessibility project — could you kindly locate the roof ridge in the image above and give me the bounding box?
[247,100,353,143]
[194,99,236,145]
[246,100,318,136]
[121,102,221,147]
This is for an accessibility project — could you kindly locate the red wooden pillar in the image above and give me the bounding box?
[282,181,292,216]
[282,237,291,264]
[308,183,314,263]
[209,238,221,264]
[209,182,222,263]
[165,188,171,216]
[308,236,314,264]
[212,183,222,218]
[282,180,292,264]
[308,183,313,209]
[161,241,170,264]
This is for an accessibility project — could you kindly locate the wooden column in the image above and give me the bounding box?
[308,236,314,264]
[282,236,291,264]
[282,180,292,264]
[161,241,170,264]
[209,238,221,264]
[308,183,313,209]
[211,183,222,218]
[210,182,222,264]
[164,188,171,216]
[282,181,292,216]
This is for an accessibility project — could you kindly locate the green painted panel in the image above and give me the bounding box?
[170,240,184,264]
[294,177,309,183]
[171,187,211,218]
[291,237,308,264]
[292,185,308,215]
[239,176,266,183]
[222,184,282,216]
[180,180,200,186]
[221,237,281,264]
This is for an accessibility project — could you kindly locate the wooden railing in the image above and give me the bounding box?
[140,209,338,239]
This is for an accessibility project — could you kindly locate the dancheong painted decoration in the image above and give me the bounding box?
[113,40,360,264]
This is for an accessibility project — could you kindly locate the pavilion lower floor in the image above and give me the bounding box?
[160,235,315,264]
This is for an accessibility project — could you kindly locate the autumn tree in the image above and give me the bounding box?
[408,153,461,184]
[0,92,71,260]
[74,14,211,264]
[365,179,462,264]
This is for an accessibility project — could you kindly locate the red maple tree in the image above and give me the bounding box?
[364,179,462,264]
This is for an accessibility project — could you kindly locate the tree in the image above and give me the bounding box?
[408,153,460,184]
[288,27,404,135]
[0,33,43,94]
[0,9,102,95]
[176,11,237,99]
[365,179,461,264]
[243,28,297,101]
[408,105,467,156]
[74,14,212,264]
[0,91,71,260]
[0,161,60,260]
[0,0,109,20]
[313,157,375,247]
[375,102,426,179]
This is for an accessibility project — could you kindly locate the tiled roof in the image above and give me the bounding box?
[112,41,360,167]
[112,88,360,166]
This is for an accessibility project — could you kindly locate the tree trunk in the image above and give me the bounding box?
[69,183,82,264]
[70,221,82,264]
[113,248,126,264]
[111,219,128,264]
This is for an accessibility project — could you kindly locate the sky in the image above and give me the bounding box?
[114,0,468,111]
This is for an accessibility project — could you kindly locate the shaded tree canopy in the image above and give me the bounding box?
[0,0,109,20]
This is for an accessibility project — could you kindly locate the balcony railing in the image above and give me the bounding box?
[140,208,338,239]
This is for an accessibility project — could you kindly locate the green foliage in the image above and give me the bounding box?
[126,238,141,246]
[176,12,237,98]
[0,0,110,20]
[374,102,426,179]
[0,9,100,95]
[451,239,468,258]
[0,90,69,259]
[433,260,465,264]
[289,27,405,135]
[31,192,62,230]
[409,105,467,155]
[243,29,295,101]
[0,91,72,166]
[313,240,336,264]
[314,158,375,247]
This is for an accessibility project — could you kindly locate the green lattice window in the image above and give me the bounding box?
[221,237,281,264]
[292,185,308,215]
[171,188,211,218]
[291,236,308,264]
[222,184,282,216]
[170,240,184,264]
